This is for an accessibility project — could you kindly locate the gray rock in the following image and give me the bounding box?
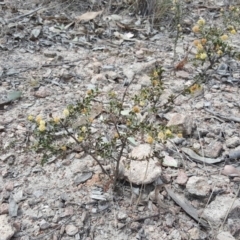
[30,27,42,40]
[204,141,223,158]
[33,190,44,198]
[123,69,134,81]
[0,203,9,214]
[188,227,200,240]
[74,172,93,185]
[176,70,189,79]
[138,74,151,87]
[43,51,57,58]
[65,224,78,236]
[167,113,193,136]
[216,231,235,240]
[226,136,240,148]
[8,198,18,217]
[165,213,175,227]
[203,195,240,226]
[39,219,50,230]
[186,176,210,198]
[227,218,240,239]
[117,211,128,220]
[13,190,23,203]
[0,215,16,240]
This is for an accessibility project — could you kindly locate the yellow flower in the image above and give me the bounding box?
[39,120,45,126]
[152,80,158,87]
[177,25,182,31]
[201,38,207,45]
[126,119,131,126]
[87,89,93,95]
[193,39,200,46]
[177,133,183,138]
[89,117,94,123]
[81,126,87,132]
[114,132,119,139]
[230,29,236,34]
[53,117,60,124]
[215,44,220,50]
[152,71,158,78]
[197,44,204,51]
[38,124,46,132]
[192,25,200,33]
[199,52,207,60]
[81,108,87,114]
[35,115,42,124]
[132,106,140,113]
[61,146,67,151]
[28,115,34,121]
[139,101,145,107]
[78,136,84,142]
[146,135,154,144]
[158,132,165,141]
[63,108,70,117]
[217,50,223,55]
[109,91,116,98]
[165,129,172,137]
[220,34,228,41]
[190,84,201,94]
[197,18,206,26]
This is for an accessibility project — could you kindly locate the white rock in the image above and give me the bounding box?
[216,231,235,240]
[120,144,161,185]
[65,224,78,236]
[117,211,128,220]
[226,136,240,148]
[0,215,16,240]
[186,176,210,198]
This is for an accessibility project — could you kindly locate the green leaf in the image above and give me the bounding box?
[127,137,138,146]
[121,109,130,116]
[7,91,22,101]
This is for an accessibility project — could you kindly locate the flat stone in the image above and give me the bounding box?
[175,70,189,79]
[167,113,193,136]
[186,176,210,198]
[216,231,235,240]
[203,195,240,226]
[188,227,200,240]
[0,215,16,240]
[0,203,9,214]
[5,182,14,191]
[228,217,240,238]
[39,219,50,230]
[117,211,128,220]
[8,198,18,217]
[138,74,151,87]
[204,141,223,158]
[65,224,78,236]
[226,136,240,148]
[176,169,188,185]
[43,50,57,58]
[194,101,204,109]
[33,87,51,98]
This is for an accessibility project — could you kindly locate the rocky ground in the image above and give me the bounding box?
[1,0,240,239]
